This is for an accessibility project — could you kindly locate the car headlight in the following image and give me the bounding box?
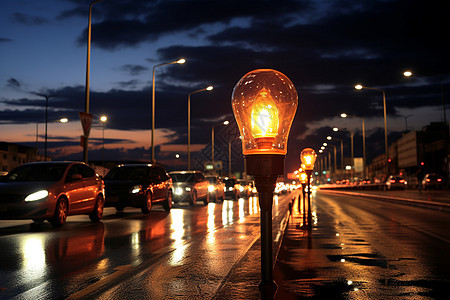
[208,185,215,192]
[130,185,142,194]
[239,186,244,192]
[25,190,49,202]
[175,187,183,195]
[185,187,191,192]
[228,187,233,191]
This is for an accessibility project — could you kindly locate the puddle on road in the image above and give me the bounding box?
[327,252,389,268]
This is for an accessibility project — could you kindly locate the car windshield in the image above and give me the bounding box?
[4,164,68,182]
[206,177,217,184]
[428,174,441,180]
[105,166,149,180]
[170,173,194,183]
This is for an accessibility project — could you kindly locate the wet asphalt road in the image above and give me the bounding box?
[0,195,290,299]
[273,190,450,299]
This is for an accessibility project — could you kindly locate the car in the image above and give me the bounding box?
[237,179,254,198]
[169,171,209,206]
[385,175,407,190]
[0,161,104,227]
[422,173,444,190]
[223,177,240,200]
[206,175,225,202]
[103,164,173,213]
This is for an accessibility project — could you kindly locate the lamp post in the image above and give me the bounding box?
[34,93,56,161]
[404,70,449,180]
[298,170,308,227]
[341,113,366,179]
[83,0,104,163]
[327,136,344,173]
[151,58,185,163]
[188,86,213,170]
[232,69,298,295]
[400,114,413,132]
[355,84,388,177]
[212,120,229,162]
[301,148,317,229]
[100,115,107,173]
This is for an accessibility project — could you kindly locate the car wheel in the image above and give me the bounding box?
[89,194,104,222]
[50,198,68,228]
[203,192,209,206]
[115,205,124,212]
[141,192,152,214]
[163,190,173,211]
[190,191,197,206]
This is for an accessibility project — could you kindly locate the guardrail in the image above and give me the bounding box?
[319,183,388,190]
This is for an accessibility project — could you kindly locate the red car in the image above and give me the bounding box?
[0,161,104,227]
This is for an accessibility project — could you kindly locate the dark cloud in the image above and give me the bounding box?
[0,38,13,43]
[6,78,21,89]
[119,64,148,76]
[11,12,49,25]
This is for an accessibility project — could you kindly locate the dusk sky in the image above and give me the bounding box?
[1,0,449,174]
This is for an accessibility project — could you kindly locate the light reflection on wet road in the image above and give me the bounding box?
[0,195,287,299]
[274,191,450,299]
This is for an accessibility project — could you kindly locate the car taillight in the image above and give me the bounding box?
[426,179,431,182]
[390,180,395,183]
[399,180,405,183]
[437,178,442,182]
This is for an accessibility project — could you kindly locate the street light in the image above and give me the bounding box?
[34,93,56,161]
[327,136,344,172]
[232,69,298,295]
[100,115,107,173]
[212,120,229,162]
[341,113,366,179]
[151,58,186,163]
[355,84,388,177]
[83,0,104,163]
[188,86,213,170]
[300,148,317,229]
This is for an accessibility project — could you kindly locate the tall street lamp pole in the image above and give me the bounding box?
[341,113,366,178]
[100,115,107,174]
[34,93,55,161]
[355,84,388,177]
[151,58,185,163]
[188,86,213,170]
[327,136,344,173]
[212,120,229,162]
[83,0,103,163]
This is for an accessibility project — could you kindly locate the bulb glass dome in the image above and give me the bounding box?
[232,69,298,155]
[300,148,317,170]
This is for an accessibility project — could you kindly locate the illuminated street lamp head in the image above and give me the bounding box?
[223,120,229,125]
[206,85,214,91]
[60,118,69,123]
[354,84,363,90]
[333,127,339,132]
[232,69,298,155]
[319,149,323,153]
[403,70,412,77]
[100,115,107,122]
[323,142,327,146]
[177,58,186,64]
[327,136,332,140]
[340,113,347,118]
[300,148,317,171]
[299,171,308,184]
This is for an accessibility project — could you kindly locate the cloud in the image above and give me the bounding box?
[0,38,13,43]
[6,78,21,89]
[119,64,148,76]
[11,12,49,25]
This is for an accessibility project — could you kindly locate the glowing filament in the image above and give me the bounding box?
[251,89,278,139]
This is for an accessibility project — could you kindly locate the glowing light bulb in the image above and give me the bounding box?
[232,69,298,155]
